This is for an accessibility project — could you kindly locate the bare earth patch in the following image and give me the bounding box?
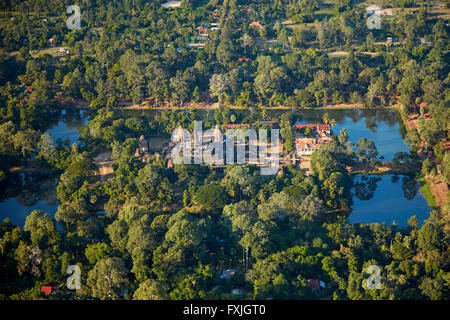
[426,175,449,207]
[93,152,114,182]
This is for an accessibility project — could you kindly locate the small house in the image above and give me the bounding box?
[41,286,57,295]
[238,57,251,62]
[189,43,206,49]
[249,21,262,28]
[307,279,325,291]
[223,124,251,129]
[198,27,209,37]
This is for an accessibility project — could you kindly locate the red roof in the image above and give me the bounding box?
[249,21,262,28]
[224,124,251,128]
[419,102,427,108]
[198,27,208,35]
[26,86,33,93]
[307,279,321,290]
[296,138,322,149]
[443,142,450,151]
[295,124,330,131]
[41,286,53,295]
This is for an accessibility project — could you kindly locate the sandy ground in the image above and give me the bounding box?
[426,175,449,207]
[299,156,311,174]
[93,152,114,182]
[406,113,420,129]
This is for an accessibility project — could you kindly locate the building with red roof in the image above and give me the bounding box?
[41,286,54,295]
[295,124,331,156]
[307,279,325,291]
[295,123,330,133]
[238,57,251,62]
[249,21,262,28]
[223,124,251,129]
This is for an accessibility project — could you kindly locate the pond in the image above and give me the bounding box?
[291,109,409,160]
[0,109,89,228]
[349,174,431,228]
[0,172,59,227]
[45,109,89,145]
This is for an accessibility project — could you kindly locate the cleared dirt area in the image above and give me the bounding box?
[426,175,449,207]
[93,152,114,182]
[299,156,312,174]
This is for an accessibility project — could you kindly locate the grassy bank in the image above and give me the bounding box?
[419,177,437,208]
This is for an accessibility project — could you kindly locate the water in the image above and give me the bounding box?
[350,174,431,227]
[291,109,409,160]
[0,173,59,227]
[0,109,89,227]
[45,109,89,145]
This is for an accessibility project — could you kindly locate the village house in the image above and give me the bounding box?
[238,57,251,62]
[223,124,251,129]
[41,286,58,295]
[307,279,326,291]
[197,26,209,37]
[212,10,220,20]
[249,21,262,28]
[189,43,205,49]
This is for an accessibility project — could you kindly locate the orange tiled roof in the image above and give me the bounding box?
[249,21,262,28]
[296,138,322,149]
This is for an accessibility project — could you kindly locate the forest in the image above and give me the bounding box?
[0,0,448,300]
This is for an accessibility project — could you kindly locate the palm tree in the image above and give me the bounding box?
[322,112,330,125]
[260,108,269,120]
[330,118,336,127]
